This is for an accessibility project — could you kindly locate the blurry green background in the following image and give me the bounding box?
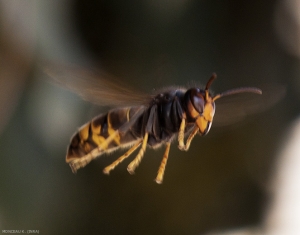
[0,0,299,234]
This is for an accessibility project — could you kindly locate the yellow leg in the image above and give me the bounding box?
[178,118,186,150]
[103,140,142,175]
[127,132,149,174]
[183,127,198,151]
[155,142,171,184]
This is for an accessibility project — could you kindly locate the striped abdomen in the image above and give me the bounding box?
[66,106,144,173]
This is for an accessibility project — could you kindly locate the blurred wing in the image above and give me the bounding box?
[213,83,286,126]
[42,62,150,107]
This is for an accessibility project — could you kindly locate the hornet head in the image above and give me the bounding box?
[185,73,262,135]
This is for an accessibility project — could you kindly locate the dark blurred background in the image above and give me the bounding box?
[0,0,299,234]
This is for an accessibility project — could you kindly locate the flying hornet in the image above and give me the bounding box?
[45,64,264,184]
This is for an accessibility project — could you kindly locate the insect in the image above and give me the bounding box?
[50,67,262,184]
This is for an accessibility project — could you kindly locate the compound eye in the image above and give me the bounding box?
[192,94,205,113]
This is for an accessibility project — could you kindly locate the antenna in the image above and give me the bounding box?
[204,73,262,101]
[213,87,262,101]
[205,73,217,100]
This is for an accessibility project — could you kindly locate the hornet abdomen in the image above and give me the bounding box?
[66,106,144,173]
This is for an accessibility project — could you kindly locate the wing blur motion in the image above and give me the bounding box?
[213,83,286,126]
[42,62,150,107]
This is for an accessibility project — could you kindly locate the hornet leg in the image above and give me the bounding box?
[127,105,157,175]
[182,127,198,151]
[155,142,171,184]
[127,132,149,174]
[178,117,186,150]
[103,140,142,175]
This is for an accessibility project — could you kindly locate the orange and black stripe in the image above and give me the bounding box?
[66,106,144,173]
